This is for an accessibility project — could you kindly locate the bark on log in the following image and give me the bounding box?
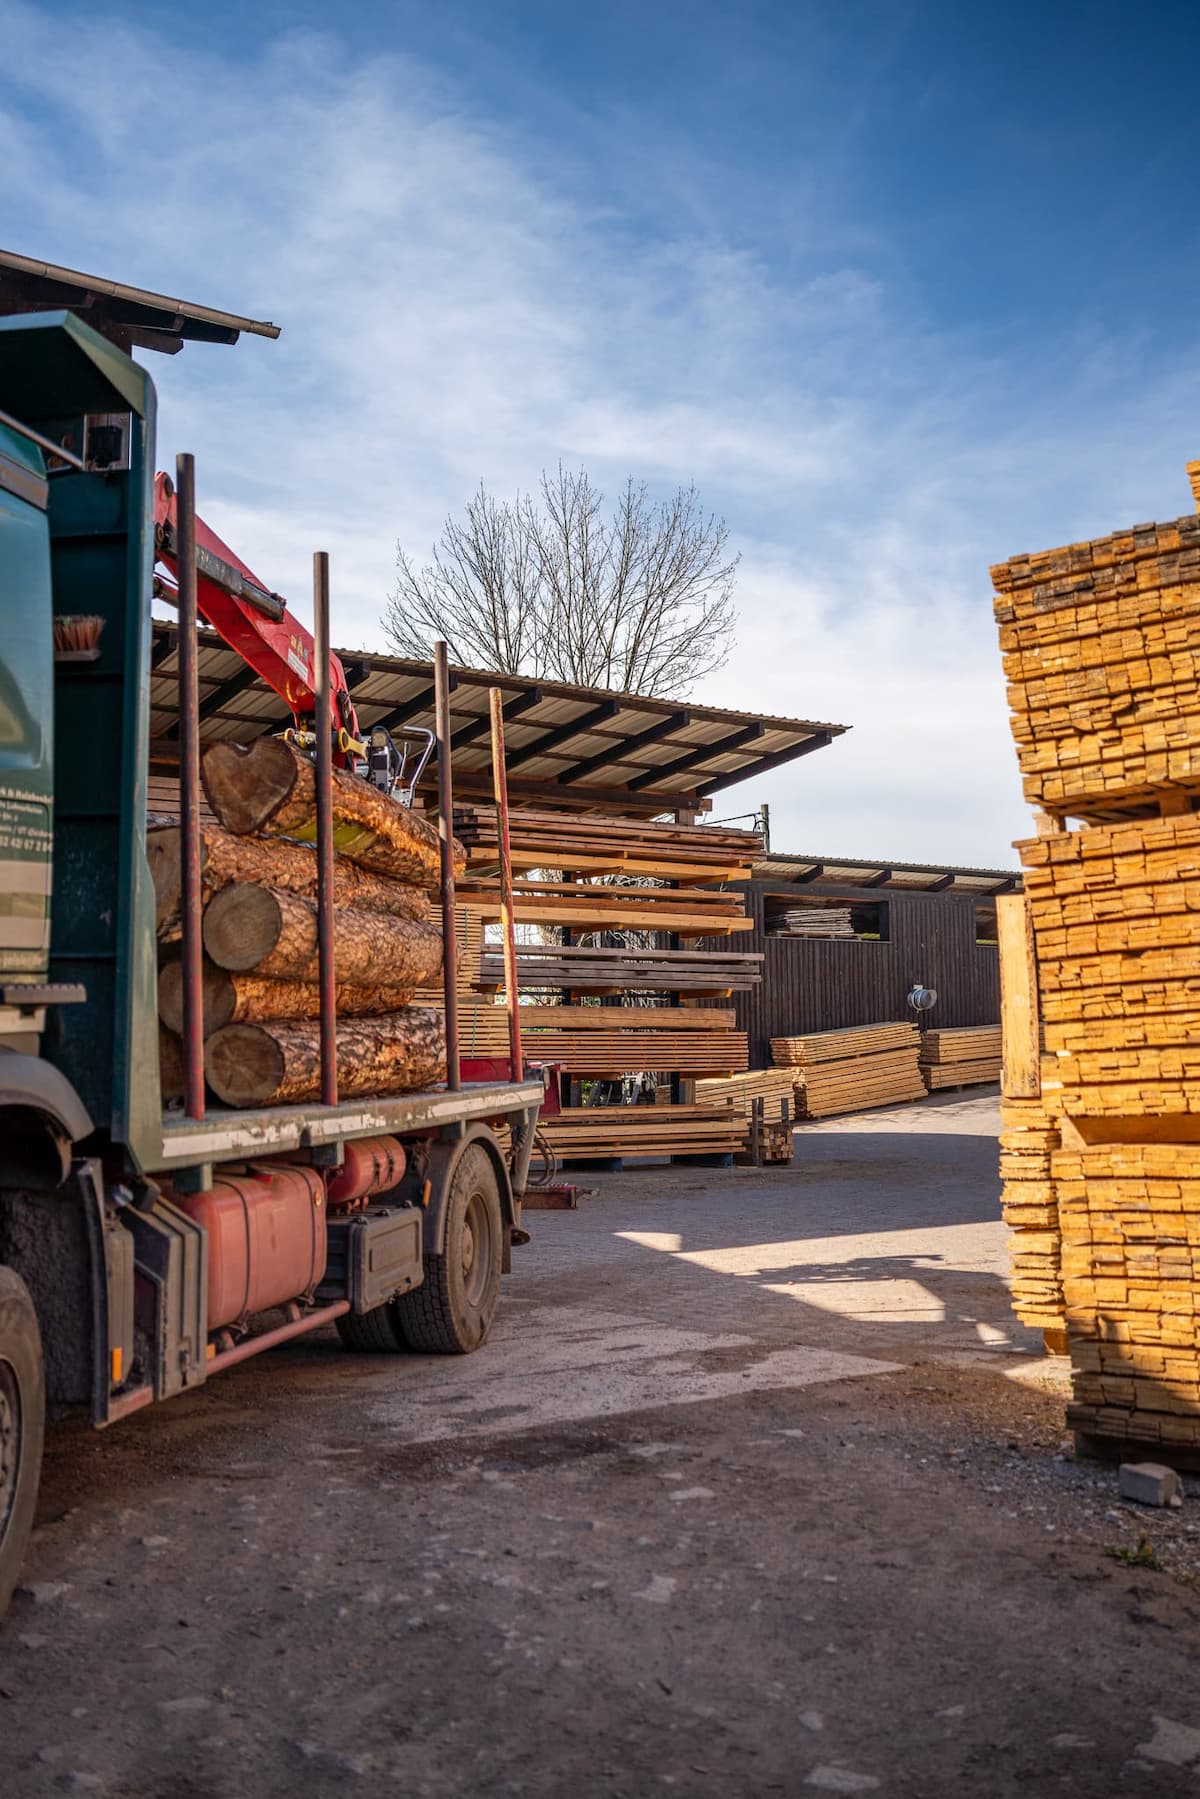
[202,884,444,987]
[158,959,417,1035]
[201,739,463,888]
[159,1027,184,1103]
[148,824,429,942]
[205,1008,446,1107]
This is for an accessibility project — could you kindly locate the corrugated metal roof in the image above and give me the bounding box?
[150,620,847,815]
[0,249,280,353]
[753,851,1020,895]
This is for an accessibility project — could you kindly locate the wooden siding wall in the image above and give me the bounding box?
[729,881,1001,1069]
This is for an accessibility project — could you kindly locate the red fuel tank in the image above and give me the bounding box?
[325,1135,407,1207]
[176,1166,327,1331]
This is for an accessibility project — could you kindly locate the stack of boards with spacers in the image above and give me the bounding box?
[150,737,456,1108]
[992,457,1200,1457]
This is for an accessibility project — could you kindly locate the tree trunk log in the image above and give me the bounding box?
[159,1027,184,1103]
[202,884,444,987]
[201,739,463,888]
[147,824,429,942]
[158,959,417,1035]
[205,1009,446,1107]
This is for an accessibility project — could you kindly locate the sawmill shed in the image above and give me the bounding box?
[727,853,1020,1070]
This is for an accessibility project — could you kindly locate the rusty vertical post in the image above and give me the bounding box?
[313,551,338,1107]
[175,453,205,1121]
[434,641,460,1090]
[489,687,522,1081]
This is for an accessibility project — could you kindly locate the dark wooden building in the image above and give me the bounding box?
[728,852,1020,1069]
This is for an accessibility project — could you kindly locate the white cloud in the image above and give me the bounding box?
[3,2,1199,870]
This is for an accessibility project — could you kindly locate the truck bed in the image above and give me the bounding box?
[152,1078,544,1172]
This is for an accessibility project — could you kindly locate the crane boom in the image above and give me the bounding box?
[153,471,362,765]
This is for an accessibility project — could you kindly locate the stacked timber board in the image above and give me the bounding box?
[992,494,1200,819]
[770,1023,925,1119]
[992,461,1200,1459]
[464,803,762,1165]
[695,1067,800,1118]
[477,945,761,995]
[461,877,751,938]
[455,805,760,884]
[998,1096,1066,1334]
[919,1026,1003,1091]
[536,1103,748,1163]
[766,906,856,939]
[152,737,450,1107]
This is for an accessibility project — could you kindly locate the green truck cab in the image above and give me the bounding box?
[0,312,542,1618]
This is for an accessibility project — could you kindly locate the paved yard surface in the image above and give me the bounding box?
[5,1091,1200,1797]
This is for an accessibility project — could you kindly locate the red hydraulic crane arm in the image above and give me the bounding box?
[153,471,362,764]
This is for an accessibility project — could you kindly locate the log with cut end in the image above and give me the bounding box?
[201,739,463,888]
[205,1008,446,1106]
[157,959,418,1034]
[147,823,430,942]
[202,884,444,988]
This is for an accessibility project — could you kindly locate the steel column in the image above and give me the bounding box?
[312,551,338,1107]
[175,453,205,1121]
[434,641,461,1090]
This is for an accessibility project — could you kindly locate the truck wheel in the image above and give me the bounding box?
[0,1266,45,1622]
[395,1145,503,1354]
[334,1306,406,1353]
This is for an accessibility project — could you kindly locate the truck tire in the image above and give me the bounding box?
[334,1305,406,1354]
[394,1144,503,1354]
[0,1265,45,1622]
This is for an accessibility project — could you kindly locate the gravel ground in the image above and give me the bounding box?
[4,1091,1200,1796]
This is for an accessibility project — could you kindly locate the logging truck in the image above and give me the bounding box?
[0,306,544,1617]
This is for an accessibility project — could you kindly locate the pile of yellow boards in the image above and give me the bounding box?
[695,1066,799,1118]
[537,1103,748,1162]
[770,1023,925,1120]
[992,461,1200,1458]
[997,1093,1066,1335]
[918,1025,1003,1091]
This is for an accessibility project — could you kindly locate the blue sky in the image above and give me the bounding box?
[4,0,1199,866]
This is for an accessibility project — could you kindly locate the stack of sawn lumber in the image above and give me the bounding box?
[770,1023,925,1119]
[918,1025,1002,1091]
[767,906,856,939]
[507,1004,747,1077]
[998,1096,1065,1334]
[537,1103,748,1162]
[152,737,453,1108]
[992,461,1200,1457]
[454,805,760,884]
[477,944,761,996]
[695,1066,799,1119]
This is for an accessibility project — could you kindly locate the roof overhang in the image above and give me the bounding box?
[150,621,847,816]
[0,249,280,355]
[752,852,1020,896]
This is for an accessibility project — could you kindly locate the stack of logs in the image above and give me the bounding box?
[152,737,452,1107]
[992,461,1200,1457]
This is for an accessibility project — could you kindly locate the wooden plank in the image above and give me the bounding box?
[997,891,1040,1099]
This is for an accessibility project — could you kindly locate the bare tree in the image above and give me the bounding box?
[384,466,738,697]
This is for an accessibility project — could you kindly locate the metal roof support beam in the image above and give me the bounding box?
[557,709,691,785]
[794,864,826,883]
[695,729,832,798]
[505,699,620,771]
[150,629,178,671]
[451,686,543,751]
[366,684,440,734]
[925,874,956,893]
[629,722,764,793]
[990,876,1019,895]
[163,660,263,743]
[862,868,892,888]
